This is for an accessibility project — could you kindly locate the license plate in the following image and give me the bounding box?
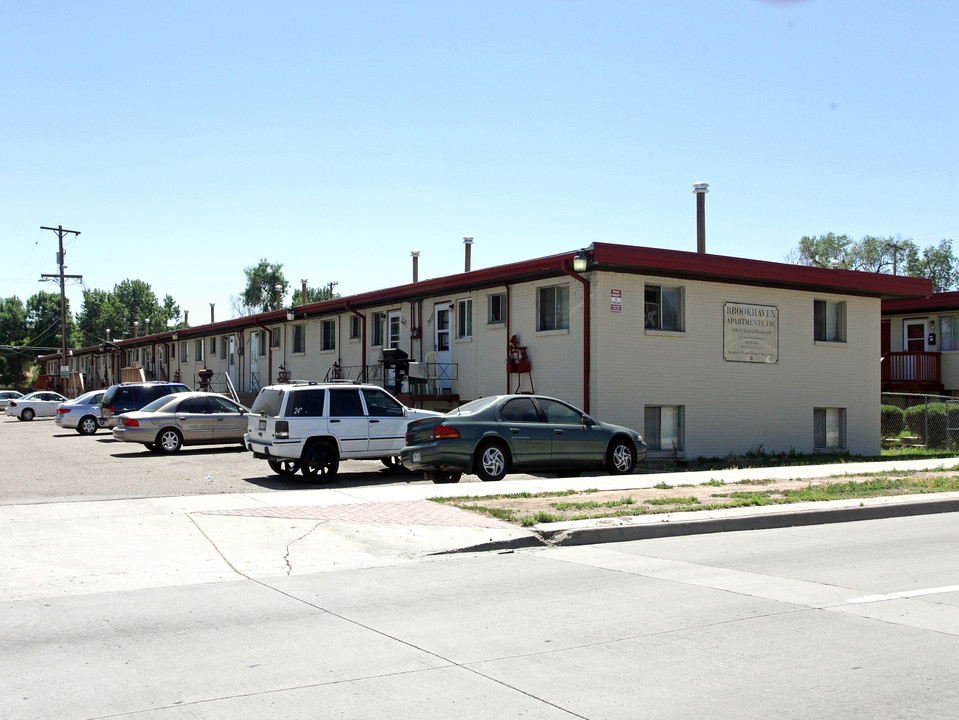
[258,419,266,430]
[412,451,421,463]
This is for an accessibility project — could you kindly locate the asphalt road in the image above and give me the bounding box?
[0,415,444,504]
[4,511,958,719]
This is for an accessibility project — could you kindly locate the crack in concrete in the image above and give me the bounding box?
[283,521,327,575]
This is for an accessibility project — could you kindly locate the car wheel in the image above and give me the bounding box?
[268,457,300,476]
[77,416,99,435]
[425,471,462,484]
[301,442,339,481]
[475,441,508,482]
[606,438,636,475]
[21,408,35,421]
[157,428,183,454]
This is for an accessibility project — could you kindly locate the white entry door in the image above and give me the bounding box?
[434,302,451,392]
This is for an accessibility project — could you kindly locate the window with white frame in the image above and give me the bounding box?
[371,313,385,346]
[293,324,306,354]
[814,300,846,342]
[271,326,281,348]
[195,339,204,362]
[181,342,189,362]
[321,319,336,351]
[645,284,684,331]
[349,315,362,340]
[488,293,506,324]
[170,343,176,359]
[209,336,217,357]
[220,336,227,360]
[257,331,267,357]
[537,284,569,331]
[814,408,846,450]
[456,299,473,338]
[388,313,401,348]
[644,405,684,453]
[940,316,959,351]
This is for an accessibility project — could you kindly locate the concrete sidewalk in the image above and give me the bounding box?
[3,457,959,603]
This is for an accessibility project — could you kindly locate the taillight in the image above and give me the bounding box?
[57,408,71,416]
[109,404,116,414]
[123,418,139,427]
[275,420,289,439]
[433,424,460,440]
[8,401,16,407]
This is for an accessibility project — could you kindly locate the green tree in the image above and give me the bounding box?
[789,234,957,291]
[76,280,182,346]
[0,296,30,388]
[292,283,340,305]
[236,259,288,315]
[26,291,73,353]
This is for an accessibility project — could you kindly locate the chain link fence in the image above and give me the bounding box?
[881,392,959,450]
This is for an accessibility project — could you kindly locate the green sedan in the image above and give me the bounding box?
[400,394,647,483]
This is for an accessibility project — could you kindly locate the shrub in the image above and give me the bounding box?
[903,402,959,448]
[880,404,905,437]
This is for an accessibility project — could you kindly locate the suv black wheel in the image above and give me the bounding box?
[157,428,183,454]
[77,415,99,435]
[475,441,508,482]
[301,442,339,481]
[605,437,636,475]
[424,471,462,484]
[268,457,300,476]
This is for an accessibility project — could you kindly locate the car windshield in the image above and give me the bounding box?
[447,396,499,416]
[139,395,180,413]
[251,388,285,417]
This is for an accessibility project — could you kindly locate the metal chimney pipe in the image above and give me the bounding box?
[463,236,473,272]
[144,318,150,335]
[301,278,308,305]
[210,303,215,323]
[693,182,709,253]
[274,284,282,310]
[133,321,139,338]
[106,328,111,341]
[184,310,189,327]
[411,250,420,282]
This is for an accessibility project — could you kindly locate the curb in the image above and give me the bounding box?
[534,494,959,547]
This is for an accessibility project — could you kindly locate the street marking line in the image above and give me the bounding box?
[847,584,959,604]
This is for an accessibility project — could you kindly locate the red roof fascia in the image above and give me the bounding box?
[590,243,932,299]
[882,291,959,315]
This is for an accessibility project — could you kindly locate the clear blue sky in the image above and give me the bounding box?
[2,0,956,332]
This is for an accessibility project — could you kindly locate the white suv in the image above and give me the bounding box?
[244,381,441,480]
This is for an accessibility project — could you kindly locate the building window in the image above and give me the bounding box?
[644,405,684,453]
[371,312,385,346]
[293,325,306,354]
[350,315,362,340]
[814,300,846,342]
[209,336,217,357]
[257,331,267,357]
[321,320,336,351]
[537,284,569,332]
[940,316,959,351]
[456,299,473,338]
[488,293,506,324]
[645,285,684,331]
[271,326,281,348]
[814,408,846,450]
[195,339,205,363]
[220,336,227,360]
[181,342,189,362]
[170,343,175,359]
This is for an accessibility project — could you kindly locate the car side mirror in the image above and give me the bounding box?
[583,415,596,427]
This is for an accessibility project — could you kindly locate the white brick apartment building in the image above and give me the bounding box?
[47,242,930,458]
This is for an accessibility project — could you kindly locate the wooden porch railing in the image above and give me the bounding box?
[881,351,943,392]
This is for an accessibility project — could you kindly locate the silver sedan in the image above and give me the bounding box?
[5,391,68,421]
[112,392,250,454]
[55,390,105,435]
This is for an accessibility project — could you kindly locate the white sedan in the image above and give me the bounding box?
[5,391,69,421]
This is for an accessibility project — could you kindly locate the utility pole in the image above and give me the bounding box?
[40,225,82,383]
[327,281,338,298]
[886,242,905,275]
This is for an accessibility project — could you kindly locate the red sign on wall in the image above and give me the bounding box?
[610,289,622,313]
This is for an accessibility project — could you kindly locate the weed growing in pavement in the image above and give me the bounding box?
[551,497,636,511]
[653,482,672,489]
[645,496,701,506]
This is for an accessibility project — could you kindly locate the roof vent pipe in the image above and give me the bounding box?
[144,318,150,335]
[301,279,308,305]
[184,310,189,327]
[210,303,215,323]
[463,236,473,272]
[411,250,420,282]
[693,182,709,254]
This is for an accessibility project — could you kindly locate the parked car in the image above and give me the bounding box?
[4,391,69,421]
[55,390,106,435]
[0,390,24,410]
[400,394,647,483]
[100,381,191,428]
[244,381,442,479]
[112,391,251,453]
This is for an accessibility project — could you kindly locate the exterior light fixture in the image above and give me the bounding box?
[572,251,589,273]
[172,331,178,341]
[286,308,295,322]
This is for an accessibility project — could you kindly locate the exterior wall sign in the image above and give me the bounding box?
[610,289,622,313]
[723,302,779,364]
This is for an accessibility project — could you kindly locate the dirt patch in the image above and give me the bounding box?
[439,471,959,524]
